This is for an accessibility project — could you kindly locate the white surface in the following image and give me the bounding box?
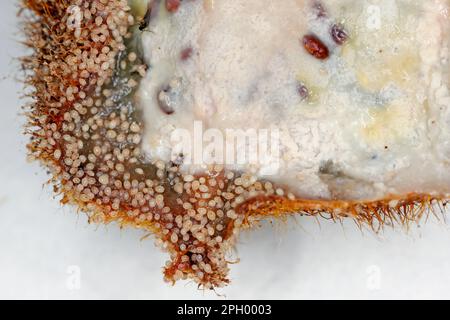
[1,1,450,300]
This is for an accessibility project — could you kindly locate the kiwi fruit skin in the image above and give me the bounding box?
[20,0,449,289]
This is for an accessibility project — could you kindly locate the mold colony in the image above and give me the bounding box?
[21,0,449,289]
[138,0,450,200]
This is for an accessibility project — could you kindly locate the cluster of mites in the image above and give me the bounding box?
[24,0,297,288]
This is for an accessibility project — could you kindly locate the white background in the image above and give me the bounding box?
[1,1,450,300]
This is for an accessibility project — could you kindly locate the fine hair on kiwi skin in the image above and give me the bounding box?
[19,0,449,290]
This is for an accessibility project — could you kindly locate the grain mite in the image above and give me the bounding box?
[20,0,449,290]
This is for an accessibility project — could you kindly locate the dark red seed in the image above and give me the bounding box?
[166,0,180,13]
[331,24,348,45]
[180,47,193,61]
[302,35,329,60]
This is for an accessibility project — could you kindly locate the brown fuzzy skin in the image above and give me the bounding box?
[20,0,449,290]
